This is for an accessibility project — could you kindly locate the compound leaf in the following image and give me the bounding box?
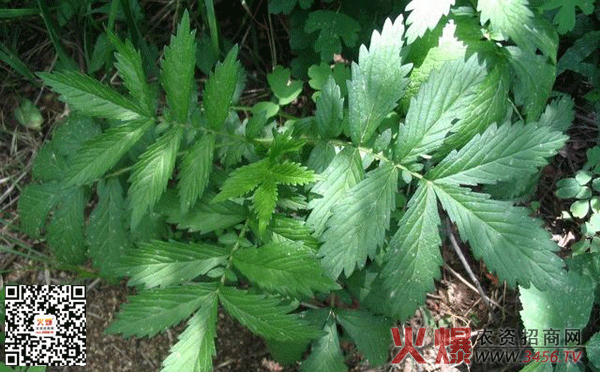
[46,187,86,264]
[204,45,244,130]
[404,0,455,44]
[161,10,196,124]
[336,310,392,365]
[253,176,278,233]
[427,122,568,185]
[114,240,227,288]
[106,282,218,338]
[319,162,397,278]
[232,242,339,297]
[218,286,321,341]
[348,15,411,144]
[65,118,154,187]
[39,71,145,121]
[300,318,346,372]
[396,56,486,164]
[304,10,360,61]
[542,0,595,34]
[270,161,316,185]
[307,147,364,236]
[433,183,565,291]
[87,179,130,273]
[381,183,443,321]
[18,182,61,238]
[178,134,215,213]
[128,126,183,229]
[213,160,267,202]
[160,293,218,372]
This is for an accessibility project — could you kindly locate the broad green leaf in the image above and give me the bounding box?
[87,179,130,273]
[267,66,303,105]
[270,215,319,249]
[51,115,101,157]
[46,187,86,264]
[587,332,600,369]
[304,10,360,61]
[433,183,565,291]
[160,293,218,372]
[178,134,215,213]
[538,95,575,132]
[32,142,67,181]
[270,161,315,185]
[395,56,486,164]
[348,15,411,144]
[265,338,310,366]
[336,310,391,365]
[108,31,154,115]
[520,270,594,351]
[65,118,154,187]
[427,122,568,185]
[161,10,196,124]
[306,141,336,173]
[18,182,61,238]
[556,178,582,199]
[204,45,244,130]
[542,0,595,34]
[315,76,344,138]
[253,176,278,233]
[128,126,183,229]
[114,240,227,288]
[39,71,145,121]
[307,147,364,236]
[232,242,339,297]
[508,47,556,121]
[300,319,346,372]
[212,160,268,202]
[404,0,455,44]
[218,286,321,341]
[381,183,442,320]
[319,162,397,278]
[106,282,217,338]
[308,62,350,99]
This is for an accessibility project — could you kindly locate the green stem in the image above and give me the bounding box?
[203,0,220,57]
[221,219,250,285]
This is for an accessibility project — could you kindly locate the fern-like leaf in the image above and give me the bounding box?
[18,182,61,238]
[232,242,339,297]
[204,45,244,130]
[160,292,218,372]
[433,183,565,291]
[348,15,411,144]
[161,10,196,124]
[107,283,217,338]
[319,162,397,278]
[38,71,145,121]
[178,134,215,213]
[46,187,86,264]
[427,122,568,186]
[381,183,442,320]
[395,56,487,164]
[114,240,227,288]
[270,161,315,185]
[253,176,278,233]
[212,160,267,202]
[128,126,183,229]
[218,286,321,341]
[65,118,154,187]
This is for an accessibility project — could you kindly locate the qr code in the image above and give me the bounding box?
[4,285,86,366]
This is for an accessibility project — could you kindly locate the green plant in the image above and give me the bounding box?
[18,3,588,371]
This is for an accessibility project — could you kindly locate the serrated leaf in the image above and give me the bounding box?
[218,286,321,341]
[520,270,594,351]
[542,0,595,34]
[348,15,411,144]
[307,147,364,236]
[433,183,565,291]
[267,66,303,105]
[319,162,398,278]
[128,125,183,229]
[39,71,145,120]
[106,282,217,338]
[254,176,278,233]
[300,319,346,372]
[87,179,130,273]
[161,10,197,124]
[65,118,154,187]
[212,160,268,202]
[32,142,67,181]
[270,161,316,185]
[427,122,568,185]
[508,47,556,121]
[381,183,442,320]
[204,45,244,130]
[304,10,360,61]
[46,187,86,264]
[587,332,600,369]
[538,95,575,132]
[160,293,218,372]
[108,31,154,115]
[178,134,215,213]
[114,240,227,288]
[18,182,61,238]
[315,76,344,138]
[557,31,600,80]
[404,0,455,44]
[396,56,486,164]
[336,310,391,365]
[51,115,101,157]
[270,215,319,249]
[232,242,339,297]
